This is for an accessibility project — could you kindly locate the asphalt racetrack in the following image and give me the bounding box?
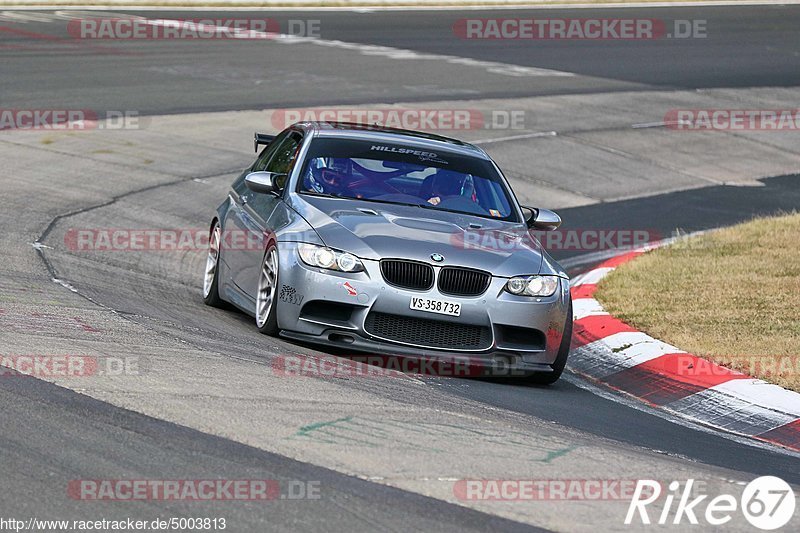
[1,4,799,532]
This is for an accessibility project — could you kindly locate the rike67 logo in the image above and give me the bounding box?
[626,477,796,530]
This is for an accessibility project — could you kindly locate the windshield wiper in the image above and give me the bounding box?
[414,202,492,220]
[354,197,424,209]
[300,191,341,199]
[300,192,421,208]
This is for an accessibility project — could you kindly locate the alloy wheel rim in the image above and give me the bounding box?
[203,224,221,298]
[256,248,278,327]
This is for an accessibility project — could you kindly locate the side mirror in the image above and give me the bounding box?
[244,171,286,195]
[522,206,562,231]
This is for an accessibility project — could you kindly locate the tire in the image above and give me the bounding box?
[202,221,225,308]
[255,243,280,336]
[526,298,573,385]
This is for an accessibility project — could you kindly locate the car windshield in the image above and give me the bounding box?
[297,137,518,221]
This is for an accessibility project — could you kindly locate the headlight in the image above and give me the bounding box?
[505,275,559,297]
[298,243,364,273]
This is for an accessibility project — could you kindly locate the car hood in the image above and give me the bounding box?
[289,194,551,277]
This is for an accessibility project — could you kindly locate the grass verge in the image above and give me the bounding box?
[595,212,800,392]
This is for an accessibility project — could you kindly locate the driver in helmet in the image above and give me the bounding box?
[304,158,349,195]
[426,170,475,206]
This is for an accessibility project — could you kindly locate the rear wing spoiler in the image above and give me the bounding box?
[254,132,275,153]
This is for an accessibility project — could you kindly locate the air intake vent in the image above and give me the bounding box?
[365,312,492,350]
[379,260,434,291]
[438,267,491,297]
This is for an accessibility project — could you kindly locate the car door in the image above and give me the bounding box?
[225,130,304,300]
[222,132,287,298]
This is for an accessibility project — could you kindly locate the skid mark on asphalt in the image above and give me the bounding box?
[0,24,137,56]
[0,310,101,334]
[0,282,69,306]
[292,416,577,463]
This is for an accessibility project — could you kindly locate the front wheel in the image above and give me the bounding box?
[526,299,573,385]
[255,244,280,336]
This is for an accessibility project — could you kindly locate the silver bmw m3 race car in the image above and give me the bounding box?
[203,122,572,383]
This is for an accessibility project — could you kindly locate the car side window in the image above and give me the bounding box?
[246,132,303,217]
[251,130,291,172]
[231,130,293,197]
[264,132,303,184]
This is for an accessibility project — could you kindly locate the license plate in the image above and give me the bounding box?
[409,297,461,317]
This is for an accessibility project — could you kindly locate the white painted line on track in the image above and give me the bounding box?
[134,17,576,78]
[0,10,61,22]
[632,120,690,129]
[471,130,557,145]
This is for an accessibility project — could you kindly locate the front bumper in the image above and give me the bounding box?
[275,243,571,375]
